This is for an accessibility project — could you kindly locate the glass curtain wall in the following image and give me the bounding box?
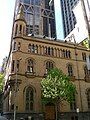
[15,0,56,37]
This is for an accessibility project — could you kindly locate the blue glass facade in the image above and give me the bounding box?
[60,0,78,37]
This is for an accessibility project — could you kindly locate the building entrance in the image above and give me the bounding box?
[45,104,55,120]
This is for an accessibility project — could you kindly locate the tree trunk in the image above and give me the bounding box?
[55,102,58,120]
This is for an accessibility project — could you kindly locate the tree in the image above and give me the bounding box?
[41,68,76,119]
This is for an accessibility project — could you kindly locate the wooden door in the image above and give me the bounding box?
[45,105,55,120]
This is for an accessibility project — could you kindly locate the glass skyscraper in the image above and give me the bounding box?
[14,0,56,38]
[60,0,79,37]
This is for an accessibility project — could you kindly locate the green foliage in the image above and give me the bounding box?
[41,68,76,104]
[0,73,4,92]
[82,38,89,49]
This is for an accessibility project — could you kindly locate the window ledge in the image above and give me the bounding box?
[69,76,76,81]
[25,71,36,78]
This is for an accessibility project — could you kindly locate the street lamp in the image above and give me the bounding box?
[76,108,79,120]
[28,116,32,120]
[14,58,22,120]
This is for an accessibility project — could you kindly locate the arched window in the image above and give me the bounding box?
[17,42,21,51]
[46,61,54,74]
[84,65,88,76]
[19,25,22,34]
[82,52,86,61]
[51,47,54,56]
[67,64,73,76]
[15,24,18,36]
[62,49,65,58]
[13,42,16,51]
[44,47,47,55]
[48,47,50,55]
[66,50,68,58]
[70,94,76,111]
[63,49,65,58]
[16,60,20,72]
[61,49,71,58]
[23,26,25,35]
[34,45,38,54]
[87,89,90,109]
[44,47,54,56]
[28,44,31,52]
[28,44,38,53]
[25,87,34,111]
[27,59,34,73]
[31,44,35,53]
[67,50,71,58]
[11,60,15,72]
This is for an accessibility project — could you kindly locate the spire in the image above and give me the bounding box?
[15,4,26,22]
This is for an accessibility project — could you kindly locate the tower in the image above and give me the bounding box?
[14,0,56,38]
[60,0,79,37]
[13,4,26,38]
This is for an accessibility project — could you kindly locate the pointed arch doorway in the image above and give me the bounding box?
[45,103,55,120]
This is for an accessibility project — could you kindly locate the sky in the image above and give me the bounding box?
[0,0,15,66]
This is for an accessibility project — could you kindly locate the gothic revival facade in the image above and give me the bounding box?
[3,4,90,120]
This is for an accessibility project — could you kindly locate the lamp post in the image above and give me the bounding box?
[14,58,22,120]
[14,60,17,120]
[76,108,79,120]
[28,116,32,120]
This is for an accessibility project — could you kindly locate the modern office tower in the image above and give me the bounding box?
[60,0,79,37]
[65,0,90,46]
[14,0,56,38]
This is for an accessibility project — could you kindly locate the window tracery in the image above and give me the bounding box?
[27,59,34,73]
[45,61,54,74]
[67,64,73,76]
[25,87,34,111]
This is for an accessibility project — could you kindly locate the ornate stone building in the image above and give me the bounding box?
[3,4,90,120]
